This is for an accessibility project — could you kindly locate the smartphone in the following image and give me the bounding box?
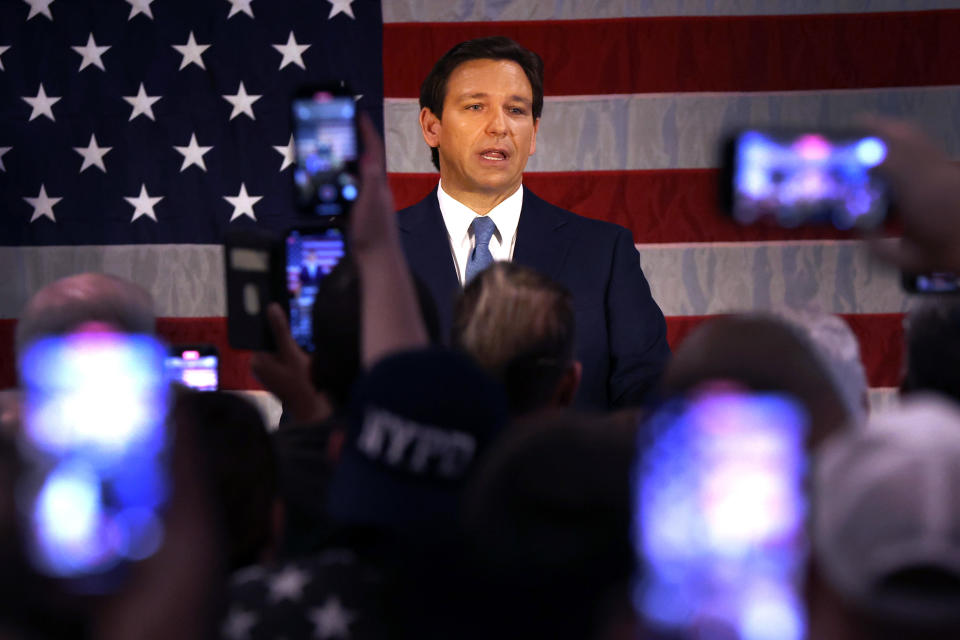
[285,223,348,352]
[292,85,360,217]
[17,332,171,591]
[902,271,960,294]
[721,129,889,230]
[225,229,286,351]
[165,344,219,391]
[633,390,808,640]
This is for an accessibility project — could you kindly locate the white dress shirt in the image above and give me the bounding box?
[437,181,523,286]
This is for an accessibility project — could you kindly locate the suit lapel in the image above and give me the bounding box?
[398,190,461,331]
[513,189,574,281]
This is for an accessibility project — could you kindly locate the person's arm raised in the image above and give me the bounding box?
[350,115,428,368]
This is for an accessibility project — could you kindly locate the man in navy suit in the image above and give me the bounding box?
[397,36,670,409]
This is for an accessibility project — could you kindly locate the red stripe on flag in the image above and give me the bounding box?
[0,313,904,390]
[384,11,960,97]
[389,171,900,243]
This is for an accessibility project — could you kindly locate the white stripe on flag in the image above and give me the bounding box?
[383,0,960,22]
[385,86,960,173]
[0,240,920,319]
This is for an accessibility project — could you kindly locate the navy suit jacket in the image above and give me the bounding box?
[397,187,671,410]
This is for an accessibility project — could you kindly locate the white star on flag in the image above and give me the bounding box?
[273,134,295,171]
[126,0,155,20]
[310,597,356,639]
[0,46,9,71]
[224,183,262,221]
[268,566,310,603]
[123,83,161,121]
[71,33,110,72]
[172,31,211,70]
[326,0,355,19]
[174,133,213,172]
[22,84,61,122]
[221,607,258,640]
[272,31,310,70]
[226,0,253,19]
[222,82,261,120]
[74,134,112,173]
[0,147,10,172]
[24,0,54,21]
[125,184,163,222]
[24,185,61,223]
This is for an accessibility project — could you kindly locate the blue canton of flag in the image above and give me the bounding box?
[0,0,384,246]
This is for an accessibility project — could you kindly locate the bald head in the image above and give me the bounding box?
[15,273,155,357]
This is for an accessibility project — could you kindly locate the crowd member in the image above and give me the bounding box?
[399,36,670,410]
[2,273,157,434]
[809,394,960,640]
[177,390,282,572]
[14,272,156,356]
[901,299,960,402]
[662,313,855,446]
[775,309,870,423]
[462,410,639,640]
[219,115,509,639]
[253,257,443,557]
[451,262,580,415]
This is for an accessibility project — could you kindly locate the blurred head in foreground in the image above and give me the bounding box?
[663,313,854,447]
[175,390,280,572]
[462,409,638,639]
[809,394,960,640]
[902,299,960,403]
[15,273,155,359]
[452,262,580,415]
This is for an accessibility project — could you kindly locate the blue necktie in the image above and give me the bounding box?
[464,216,497,284]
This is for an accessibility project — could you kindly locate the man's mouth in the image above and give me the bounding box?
[480,149,509,161]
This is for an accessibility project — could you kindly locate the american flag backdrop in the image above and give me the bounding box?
[3,0,960,419]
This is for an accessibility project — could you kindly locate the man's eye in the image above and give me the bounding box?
[466,104,482,111]
[509,107,527,115]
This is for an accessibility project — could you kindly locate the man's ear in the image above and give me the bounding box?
[529,117,540,156]
[420,107,441,148]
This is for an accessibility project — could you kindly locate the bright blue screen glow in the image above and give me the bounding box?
[733,131,888,230]
[19,333,170,582]
[634,391,808,640]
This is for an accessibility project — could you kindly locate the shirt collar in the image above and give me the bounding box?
[437,181,524,244]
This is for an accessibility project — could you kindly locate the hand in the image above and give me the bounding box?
[250,303,331,425]
[863,116,960,272]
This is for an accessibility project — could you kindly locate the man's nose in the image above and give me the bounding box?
[485,107,508,136]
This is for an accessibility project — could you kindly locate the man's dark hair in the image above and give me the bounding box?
[452,263,574,415]
[902,299,960,401]
[178,390,277,571]
[419,36,544,171]
[310,258,442,410]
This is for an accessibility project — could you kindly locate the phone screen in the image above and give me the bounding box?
[903,271,960,294]
[286,227,347,351]
[165,346,219,391]
[731,130,888,230]
[292,89,359,216]
[633,390,808,640]
[18,332,171,589]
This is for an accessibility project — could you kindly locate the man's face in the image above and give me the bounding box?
[421,58,539,200]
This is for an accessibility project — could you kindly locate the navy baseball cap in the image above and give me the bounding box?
[326,347,509,537]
